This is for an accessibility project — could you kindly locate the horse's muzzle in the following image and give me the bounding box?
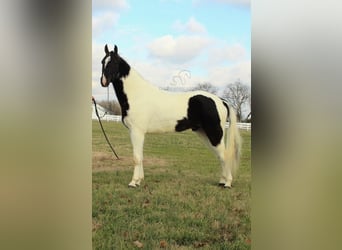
[100,75,109,87]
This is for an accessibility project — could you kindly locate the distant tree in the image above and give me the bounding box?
[245,112,251,123]
[98,100,122,115]
[190,82,218,95]
[222,81,250,122]
[246,93,251,122]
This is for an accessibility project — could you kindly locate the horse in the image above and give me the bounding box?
[100,44,241,188]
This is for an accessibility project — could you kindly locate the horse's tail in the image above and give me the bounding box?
[225,106,242,175]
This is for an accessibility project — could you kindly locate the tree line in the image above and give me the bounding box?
[97,80,251,122]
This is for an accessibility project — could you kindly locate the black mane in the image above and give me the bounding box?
[118,56,130,79]
[112,54,130,120]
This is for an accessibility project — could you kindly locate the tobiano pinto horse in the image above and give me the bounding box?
[100,44,241,188]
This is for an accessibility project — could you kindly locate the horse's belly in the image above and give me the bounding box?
[146,116,182,133]
[127,93,190,133]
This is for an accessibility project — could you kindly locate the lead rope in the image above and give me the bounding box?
[92,97,120,160]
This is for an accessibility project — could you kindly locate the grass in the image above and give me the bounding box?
[92,120,251,249]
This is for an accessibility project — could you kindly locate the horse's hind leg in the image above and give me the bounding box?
[214,143,232,188]
[128,129,145,188]
[215,133,234,188]
[195,131,231,187]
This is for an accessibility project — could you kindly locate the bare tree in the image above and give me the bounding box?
[222,81,250,122]
[246,93,251,122]
[98,100,122,115]
[190,82,218,95]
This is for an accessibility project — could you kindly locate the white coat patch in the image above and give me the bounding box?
[104,56,111,68]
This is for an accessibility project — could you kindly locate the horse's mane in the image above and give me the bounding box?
[118,56,130,78]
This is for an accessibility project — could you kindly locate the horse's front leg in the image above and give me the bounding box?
[128,129,145,188]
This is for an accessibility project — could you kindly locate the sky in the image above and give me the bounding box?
[92,0,250,101]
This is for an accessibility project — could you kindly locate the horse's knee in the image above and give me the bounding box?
[133,155,142,166]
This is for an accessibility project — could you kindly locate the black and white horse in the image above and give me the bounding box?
[100,45,241,188]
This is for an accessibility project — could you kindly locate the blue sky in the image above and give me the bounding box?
[92,0,250,100]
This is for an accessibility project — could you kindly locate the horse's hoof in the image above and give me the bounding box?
[224,185,232,189]
[128,183,137,188]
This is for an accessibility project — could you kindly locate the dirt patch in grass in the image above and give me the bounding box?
[92,219,102,232]
[92,151,168,173]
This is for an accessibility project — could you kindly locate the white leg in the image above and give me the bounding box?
[195,130,232,188]
[222,161,233,188]
[214,143,232,188]
[128,129,145,188]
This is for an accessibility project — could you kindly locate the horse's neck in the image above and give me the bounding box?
[123,68,159,95]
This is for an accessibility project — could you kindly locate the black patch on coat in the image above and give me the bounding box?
[112,79,129,120]
[175,117,191,132]
[175,95,223,146]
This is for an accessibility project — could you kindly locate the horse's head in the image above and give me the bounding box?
[100,44,130,87]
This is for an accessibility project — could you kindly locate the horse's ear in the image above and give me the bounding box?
[104,44,109,55]
[114,45,118,54]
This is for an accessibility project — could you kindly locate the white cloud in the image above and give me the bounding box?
[92,12,120,37]
[208,60,251,87]
[92,0,129,40]
[187,17,207,33]
[209,43,247,63]
[148,35,210,63]
[132,61,180,86]
[173,17,207,34]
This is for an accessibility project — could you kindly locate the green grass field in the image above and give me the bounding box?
[92,120,251,249]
